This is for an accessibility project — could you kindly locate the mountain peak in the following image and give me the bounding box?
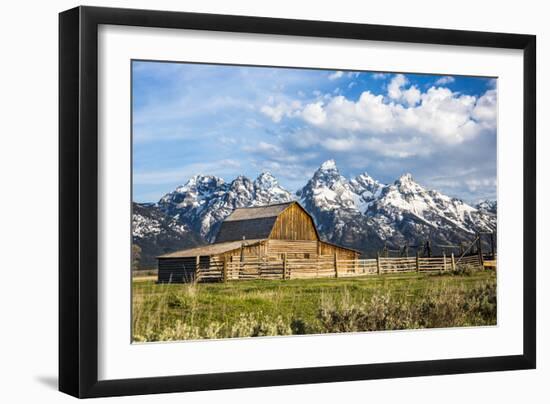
[174,174,224,193]
[320,159,337,171]
[396,173,415,184]
[255,171,277,185]
[476,200,497,214]
[141,167,496,262]
[257,170,275,178]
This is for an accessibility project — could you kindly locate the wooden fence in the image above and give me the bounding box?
[194,252,486,283]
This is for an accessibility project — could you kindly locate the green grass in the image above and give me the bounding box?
[132,270,496,342]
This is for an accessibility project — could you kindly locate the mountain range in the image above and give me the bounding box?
[132,160,496,268]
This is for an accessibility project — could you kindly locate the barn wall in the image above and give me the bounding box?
[215,242,265,262]
[266,239,318,258]
[269,203,318,241]
[158,256,209,283]
[319,242,357,260]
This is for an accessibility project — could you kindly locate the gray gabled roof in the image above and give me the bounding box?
[215,202,296,243]
[223,202,294,221]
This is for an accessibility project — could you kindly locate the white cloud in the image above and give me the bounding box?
[372,73,387,80]
[387,74,407,99]
[435,76,455,85]
[472,89,497,127]
[260,100,302,122]
[402,86,421,106]
[302,102,327,126]
[387,74,421,106]
[244,141,282,155]
[282,85,496,157]
[258,73,497,163]
[328,71,344,80]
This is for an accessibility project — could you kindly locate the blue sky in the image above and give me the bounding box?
[132,60,497,204]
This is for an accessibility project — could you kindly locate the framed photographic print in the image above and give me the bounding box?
[59,6,536,398]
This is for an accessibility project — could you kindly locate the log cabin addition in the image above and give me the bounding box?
[157,201,360,283]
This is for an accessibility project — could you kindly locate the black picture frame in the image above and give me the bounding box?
[59,5,536,398]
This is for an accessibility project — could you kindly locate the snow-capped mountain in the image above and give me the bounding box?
[476,200,497,215]
[157,172,293,242]
[295,160,383,251]
[132,203,203,268]
[133,160,497,265]
[362,173,496,248]
[296,161,496,252]
[349,172,385,212]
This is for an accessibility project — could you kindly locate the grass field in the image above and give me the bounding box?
[132,269,496,342]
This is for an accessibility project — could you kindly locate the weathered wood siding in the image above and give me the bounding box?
[158,256,207,283]
[319,241,357,260]
[269,203,318,241]
[266,239,318,258]
[215,242,265,261]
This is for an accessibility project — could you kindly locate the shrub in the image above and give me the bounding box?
[316,281,496,332]
[230,313,292,337]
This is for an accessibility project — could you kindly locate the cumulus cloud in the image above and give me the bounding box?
[259,74,497,164]
[387,74,408,99]
[387,74,421,106]
[260,99,302,122]
[472,89,497,128]
[302,102,327,126]
[435,76,455,85]
[328,71,344,80]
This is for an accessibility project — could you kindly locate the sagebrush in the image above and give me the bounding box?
[132,271,496,342]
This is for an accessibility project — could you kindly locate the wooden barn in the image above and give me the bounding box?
[157,201,360,283]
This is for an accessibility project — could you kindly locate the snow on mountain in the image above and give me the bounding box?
[134,160,497,259]
[349,172,385,212]
[297,159,362,212]
[364,173,496,247]
[132,203,203,268]
[156,172,293,241]
[297,161,496,252]
[476,200,497,215]
[296,160,383,251]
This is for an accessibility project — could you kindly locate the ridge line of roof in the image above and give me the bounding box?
[231,201,296,209]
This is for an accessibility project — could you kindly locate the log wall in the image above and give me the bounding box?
[269,203,318,241]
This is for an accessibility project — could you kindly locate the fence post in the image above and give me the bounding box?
[282,253,287,280]
[195,255,200,282]
[451,252,456,272]
[222,256,228,282]
[442,252,446,273]
[334,252,339,278]
[477,235,484,268]
[490,232,496,259]
[416,251,420,273]
[376,252,381,275]
[240,244,244,278]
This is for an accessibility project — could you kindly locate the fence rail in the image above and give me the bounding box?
[194,253,487,283]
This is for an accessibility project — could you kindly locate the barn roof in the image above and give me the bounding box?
[223,202,294,221]
[158,201,360,258]
[214,201,321,243]
[157,239,265,258]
